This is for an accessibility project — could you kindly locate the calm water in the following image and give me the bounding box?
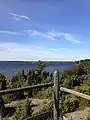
[0,61,73,77]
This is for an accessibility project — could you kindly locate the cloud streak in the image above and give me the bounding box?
[8,12,30,21]
[0,30,21,35]
[63,33,80,43]
[0,29,80,44]
[47,31,80,43]
[24,30,80,43]
[25,30,55,40]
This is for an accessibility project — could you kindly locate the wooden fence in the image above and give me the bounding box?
[0,70,59,120]
[0,70,90,120]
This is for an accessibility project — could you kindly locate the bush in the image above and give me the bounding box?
[33,87,53,99]
[74,84,90,107]
[61,95,79,113]
[0,73,6,90]
[12,98,32,120]
[41,76,53,83]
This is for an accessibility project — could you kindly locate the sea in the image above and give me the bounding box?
[0,61,74,77]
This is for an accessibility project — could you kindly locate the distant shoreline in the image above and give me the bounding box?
[0,61,73,77]
[0,61,74,62]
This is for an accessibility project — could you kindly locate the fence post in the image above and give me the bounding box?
[53,70,59,120]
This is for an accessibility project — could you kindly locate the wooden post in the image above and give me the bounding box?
[53,70,59,120]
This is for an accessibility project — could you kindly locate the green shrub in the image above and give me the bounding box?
[41,76,53,83]
[12,98,32,120]
[33,87,53,99]
[42,101,53,112]
[61,95,79,113]
[0,73,6,90]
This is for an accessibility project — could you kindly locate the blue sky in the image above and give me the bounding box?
[0,0,90,61]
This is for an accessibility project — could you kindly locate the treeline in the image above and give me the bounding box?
[0,60,53,102]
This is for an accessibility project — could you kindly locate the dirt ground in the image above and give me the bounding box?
[5,98,51,115]
[65,107,90,120]
[4,99,90,120]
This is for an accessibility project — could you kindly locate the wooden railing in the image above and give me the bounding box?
[60,87,90,100]
[0,70,59,120]
[0,82,54,95]
[1,70,90,120]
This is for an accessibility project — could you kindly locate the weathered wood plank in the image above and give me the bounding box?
[53,70,59,120]
[0,82,54,95]
[60,87,90,100]
[27,111,52,120]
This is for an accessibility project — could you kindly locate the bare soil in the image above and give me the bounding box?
[65,107,90,120]
[4,99,90,120]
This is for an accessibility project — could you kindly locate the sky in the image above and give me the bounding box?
[0,0,90,61]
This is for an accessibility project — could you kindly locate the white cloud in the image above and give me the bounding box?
[24,30,80,43]
[25,30,55,40]
[0,29,80,43]
[0,30,21,35]
[0,42,73,61]
[63,33,80,43]
[47,31,80,43]
[14,17,22,21]
[8,12,30,21]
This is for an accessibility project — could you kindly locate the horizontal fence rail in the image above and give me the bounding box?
[27,111,53,120]
[0,82,55,120]
[60,87,90,100]
[0,82,54,95]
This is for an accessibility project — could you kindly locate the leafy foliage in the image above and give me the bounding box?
[61,97,78,113]
[34,87,53,99]
[13,98,32,120]
[0,73,6,90]
[36,60,46,73]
